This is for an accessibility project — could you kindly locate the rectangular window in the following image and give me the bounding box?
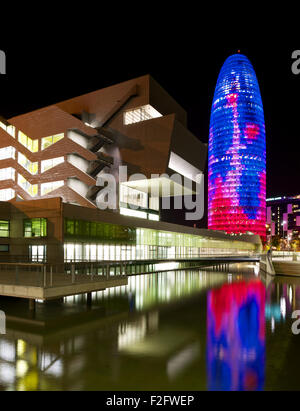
[24,218,47,238]
[120,207,148,219]
[41,180,64,195]
[0,168,15,181]
[0,188,14,201]
[0,121,15,138]
[18,131,38,153]
[18,174,38,197]
[29,245,46,262]
[120,185,148,209]
[0,146,15,160]
[0,220,9,237]
[123,105,162,125]
[0,244,9,252]
[18,153,38,175]
[41,133,64,150]
[41,157,64,173]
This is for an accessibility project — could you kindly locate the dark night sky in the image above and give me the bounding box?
[0,19,299,198]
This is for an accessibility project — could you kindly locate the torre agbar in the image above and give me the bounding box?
[208,54,266,239]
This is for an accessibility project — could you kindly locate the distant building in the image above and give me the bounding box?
[266,195,300,245]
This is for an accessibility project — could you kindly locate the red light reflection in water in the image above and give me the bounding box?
[207,280,265,391]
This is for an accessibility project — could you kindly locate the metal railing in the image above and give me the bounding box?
[0,261,127,288]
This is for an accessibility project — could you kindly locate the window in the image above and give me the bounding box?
[18,153,38,174]
[0,245,9,252]
[148,213,159,221]
[24,218,47,238]
[120,207,148,219]
[41,133,64,150]
[0,146,15,160]
[124,105,162,125]
[18,174,38,197]
[41,157,64,173]
[29,245,46,262]
[64,219,136,244]
[0,122,15,138]
[41,180,64,195]
[0,168,15,181]
[0,220,9,237]
[18,131,38,152]
[149,196,159,211]
[120,185,148,208]
[0,188,14,201]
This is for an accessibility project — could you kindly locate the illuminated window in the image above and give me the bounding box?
[18,153,38,175]
[18,174,38,197]
[124,105,162,125]
[0,188,14,201]
[0,220,9,237]
[24,218,47,237]
[29,245,47,262]
[41,133,64,150]
[41,180,64,195]
[120,185,148,208]
[120,207,148,219]
[149,196,159,211]
[148,213,159,221]
[41,156,64,173]
[0,167,15,181]
[0,146,15,160]
[0,122,15,138]
[18,131,38,152]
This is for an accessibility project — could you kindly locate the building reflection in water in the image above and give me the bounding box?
[207,280,266,391]
[0,267,263,391]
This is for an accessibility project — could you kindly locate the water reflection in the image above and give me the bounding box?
[207,280,265,391]
[0,265,299,390]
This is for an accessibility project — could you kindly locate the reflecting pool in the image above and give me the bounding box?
[0,263,299,391]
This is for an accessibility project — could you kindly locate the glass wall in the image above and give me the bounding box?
[29,245,47,262]
[41,133,64,150]
[18,131,38,153]
[0,220,9,237]
[64,219,136,244]
[24,218,47,238]
[63,219,257,262]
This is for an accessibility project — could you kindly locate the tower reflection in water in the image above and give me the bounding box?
[207,280,265,391]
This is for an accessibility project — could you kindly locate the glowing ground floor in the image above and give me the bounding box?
[0,197,262,264]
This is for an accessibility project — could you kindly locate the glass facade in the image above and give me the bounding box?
[18,131,38,153]
[64,219,136,244]
[18,153,38,175]
[0,220,9,237]
[41,133,64,150]
[0,121,15,138]
[63,218,257,262]
[123,105,162,125]
[41,180,64,195]
[18,174,38,197]
[208,54,266,238]
[29,245,47,262]
[24,218,47,238]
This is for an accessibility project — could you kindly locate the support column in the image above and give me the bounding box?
[29,299,36,311]
[87,292,92,308]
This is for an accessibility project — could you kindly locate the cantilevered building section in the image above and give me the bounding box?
[208,54,266,238]
[0,75,206,222]
[0,75,262,264]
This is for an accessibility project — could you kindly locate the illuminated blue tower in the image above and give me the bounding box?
[208,54,266,238]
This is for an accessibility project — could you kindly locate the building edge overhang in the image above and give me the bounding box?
[60,199,261,246]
